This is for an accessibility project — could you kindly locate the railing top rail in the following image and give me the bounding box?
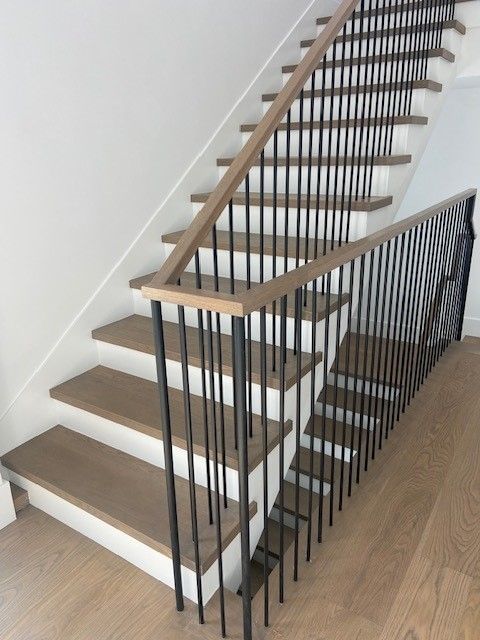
[148,0,359,288]
[142,189,477,316]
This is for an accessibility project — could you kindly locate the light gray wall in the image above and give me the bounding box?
[0,0,329,420]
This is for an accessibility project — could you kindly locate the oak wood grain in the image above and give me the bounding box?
[282,47,455,74]
[91,313,322,390]
[50,365,290,473]
[1,426,256,573]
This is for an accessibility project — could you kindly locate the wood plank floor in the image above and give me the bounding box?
[1,341,480,639]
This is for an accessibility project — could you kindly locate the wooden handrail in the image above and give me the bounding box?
[142,189,477,316]
[147,0,359,288]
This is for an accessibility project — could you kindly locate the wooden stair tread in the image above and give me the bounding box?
[257,518,297,559]
[163,228,343,261]
[217,154,412,167]
[291,446,344,485]
[10,483,29,514]
[323,383,393,415]
[191,191,392,212]
[317,2,465,25]
[262,79,441,102]
[282,47,454,73]
[130,271,349,323]
[274,481,312,520]
[50,365,290,473]
[238,560,269,598]
[333,331,415,386]
[241,115,427,132]
[91,314,322,391]
[1,425,255,573]
[302,19,465,47]
[304,413,363,450]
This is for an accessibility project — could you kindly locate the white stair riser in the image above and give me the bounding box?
[6,470,240,604]
[283,55,450,87]
[300,431,353,462]
[301,27,461,60]
[218,163,396,199]
[326,370,400,399]
[263,88,427,122]
[194,202,371,242]
[243,123,410,155]
[315,401,378,429]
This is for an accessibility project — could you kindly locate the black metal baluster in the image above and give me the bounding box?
[259,305,269,626]
[349,254,365,495]
[318,272,332,539]
[294,288,303,580]
[278,296,287,603]
[340,259,355,509]
[177,305,204,622]
[306,279,318,560]
[194,252,214,523]
[232,316,251,640]
[151,301,184,612]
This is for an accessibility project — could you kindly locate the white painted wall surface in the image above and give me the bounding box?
[395,4,480,336]
[0,0,339,452]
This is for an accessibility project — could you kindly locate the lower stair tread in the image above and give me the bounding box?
[92,314,322,391]
[1,425,256,573]
[50,365,291,473]
[257,518,297,559]
[238,559,269,598]
[275,481,312,521]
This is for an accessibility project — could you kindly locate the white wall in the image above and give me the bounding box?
[0,0,338,450]
[395,15,480,336]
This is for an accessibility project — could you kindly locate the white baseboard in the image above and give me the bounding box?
[462,316,480,337]
[0,480,16,529]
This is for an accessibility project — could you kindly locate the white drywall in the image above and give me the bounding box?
[0,0,340,454]
[395,17,480,335]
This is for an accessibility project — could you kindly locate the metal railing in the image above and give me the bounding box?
[141,0,471,638]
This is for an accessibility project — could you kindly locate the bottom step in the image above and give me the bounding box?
[1,425,256,603]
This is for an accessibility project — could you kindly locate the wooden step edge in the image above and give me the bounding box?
[262,79,441,102]
[91,315,323,392]
[302,18,465,46]
[1,426,257,574]
[191,191,393,212]
[217,154,412,167]
[130,272,350,324]
[240,115,428,133]
[317,3,466,27]
[282,47,455,73]
[10,483,29,514]
[49,367,293,474]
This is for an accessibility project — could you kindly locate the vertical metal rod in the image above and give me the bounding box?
[260,306,269,626]
[294,287,303,580]
[278,295,287,603]
[151,301,184,612]
[177,305,204,622]
[232,317,252,640]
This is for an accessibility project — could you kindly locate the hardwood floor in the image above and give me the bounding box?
[1,341,480,639]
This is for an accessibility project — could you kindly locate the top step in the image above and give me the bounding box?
[1,425,256,573]
[317,3,464,25]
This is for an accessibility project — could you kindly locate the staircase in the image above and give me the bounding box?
[1,1,476,639]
